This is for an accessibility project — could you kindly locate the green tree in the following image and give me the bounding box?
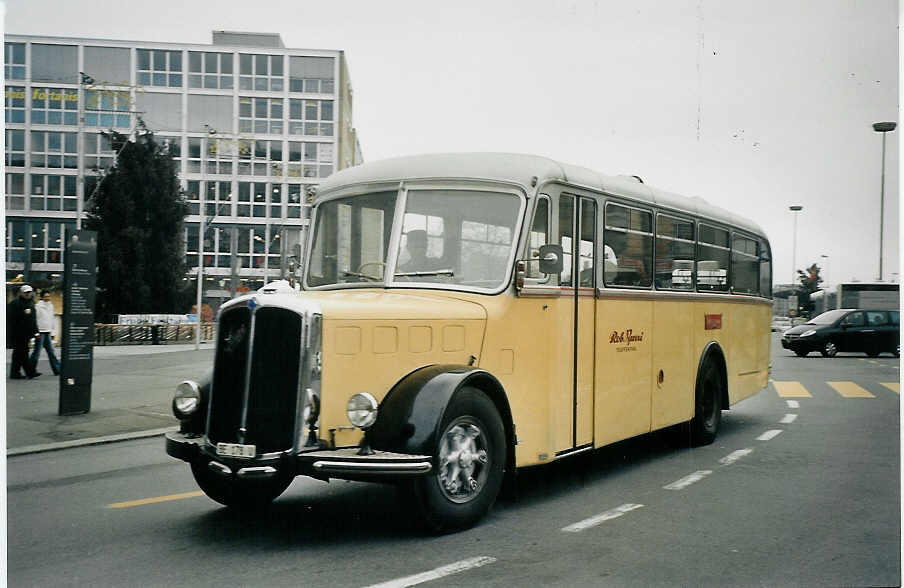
[794,263,823,316]
[85,118,189,320]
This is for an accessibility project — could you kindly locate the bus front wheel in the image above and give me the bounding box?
[689,360,723,446]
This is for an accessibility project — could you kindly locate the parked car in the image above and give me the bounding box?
[771,316,792,332]
[781,309,900,357]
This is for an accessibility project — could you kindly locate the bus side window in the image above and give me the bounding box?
[730,234,759,294]
[697,224,730,292]
[578,199,596,287]
[604,203,652,288]
[526,197,549,279]
[655,214,695,290]
[759,239,772,297]
[559,195,574,286]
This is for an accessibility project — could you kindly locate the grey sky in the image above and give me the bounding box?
[5,0,899,287]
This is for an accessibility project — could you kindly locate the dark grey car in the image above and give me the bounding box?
[781,309,900,357]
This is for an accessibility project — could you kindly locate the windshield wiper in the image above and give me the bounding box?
[341,270,381,282]
[394,269,455,278]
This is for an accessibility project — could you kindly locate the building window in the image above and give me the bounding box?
[7,219,27,264]
[31,131,78,169]
[30,222,66,264]
[252,182,268,218]
[186,180,201,216]
[5,42,26,80]
[187,137,203,173]
[6,86,26,123]
[267,224,283,267]
[238,139,282,177]
[30,174,77,212]
[136,49,183,88]
[185,223,199,268]
[6,130,25,167]
[288,99,333,136]
[84,133,115,170]
[239,97,283,134]
[237,182,252,217]
[288,56,335,94]
[269,184,282,218]
[204,180,233,219]
[287,184,304,218]
[6,173,25,210]
[31,87,79,125]
[188,51,234,89]
[238,53,283,91]
[205,137,234,176]
[31,44,78,84]
[84,89,131,128]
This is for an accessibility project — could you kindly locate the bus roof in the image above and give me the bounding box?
[317,152,768,239]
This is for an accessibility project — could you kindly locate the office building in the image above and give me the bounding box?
[5,30,363,304]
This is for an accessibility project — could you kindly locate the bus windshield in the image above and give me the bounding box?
[306,188,522,291]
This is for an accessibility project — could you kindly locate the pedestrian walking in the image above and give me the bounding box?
[30,290,60,375]
[7,284,41,379]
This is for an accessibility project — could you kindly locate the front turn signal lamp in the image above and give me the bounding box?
[173,380,201,419]
[347,392,378,429]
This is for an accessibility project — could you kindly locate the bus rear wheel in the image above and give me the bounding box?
[689,360,723,446]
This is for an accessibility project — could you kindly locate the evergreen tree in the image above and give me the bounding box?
[794,263,823,317]
[85,118,189,320]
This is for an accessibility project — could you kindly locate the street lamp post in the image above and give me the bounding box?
[789,205,803,285]
[872,122,896,281]
[820,253,831,309]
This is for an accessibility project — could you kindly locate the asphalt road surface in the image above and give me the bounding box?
[8,334,900,587]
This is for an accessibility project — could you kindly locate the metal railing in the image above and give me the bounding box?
[94,323,215,345]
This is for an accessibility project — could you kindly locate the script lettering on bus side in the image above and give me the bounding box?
[609,329,644,353]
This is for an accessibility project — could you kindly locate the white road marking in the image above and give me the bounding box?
[757,429,783,441]
[663,470,712,490]
[718,448,753,465]
[786,400,800,409]
[780,413,798,424]
[365,556,497,588]
[561,503,644,533]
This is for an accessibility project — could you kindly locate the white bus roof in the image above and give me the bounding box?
[318,153,768,239]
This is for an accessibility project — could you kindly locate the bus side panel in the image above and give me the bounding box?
[594,298,653,447]
[651,298,695,430]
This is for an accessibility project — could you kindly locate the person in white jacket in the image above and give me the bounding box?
[30,290,60,375]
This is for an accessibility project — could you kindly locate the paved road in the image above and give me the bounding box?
[7,335,900,586]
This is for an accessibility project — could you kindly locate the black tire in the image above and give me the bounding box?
[820,341,838,358]
[866,347,880,358]
[794,350,809,357]
[190,461,291,510]
[689,360,723,446]
[409,386,506,533]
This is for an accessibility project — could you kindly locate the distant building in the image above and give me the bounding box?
[5,31,363,304]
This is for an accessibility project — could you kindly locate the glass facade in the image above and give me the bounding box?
[4,33,357,288]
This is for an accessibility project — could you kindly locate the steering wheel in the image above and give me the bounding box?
[356,261,385,280]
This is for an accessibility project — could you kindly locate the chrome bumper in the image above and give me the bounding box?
[165,431,432,481]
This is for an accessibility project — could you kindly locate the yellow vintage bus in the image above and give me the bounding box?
[166,153,772,531]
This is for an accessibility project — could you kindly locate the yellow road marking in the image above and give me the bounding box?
[107,491,204,509]
[773,381,811,398]
[881,382,900,394]
[827,381,875,398]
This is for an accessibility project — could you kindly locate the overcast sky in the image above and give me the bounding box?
[5,0,899,287]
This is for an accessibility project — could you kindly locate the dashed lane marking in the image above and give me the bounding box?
[561,503,644,533]
[663,470,712,490]
[107,491,204,509]
[773,381,811,398]
[780,413,798,424]
[827,381,875,398]
[881,382,900,394]
[757,430,783,441]
[786,400,800,409]
[718,449,753,465]
[364,556,497,588]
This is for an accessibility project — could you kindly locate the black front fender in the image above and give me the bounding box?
[366,365,509,457]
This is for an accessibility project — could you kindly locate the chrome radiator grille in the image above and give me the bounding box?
[207,305,303,454]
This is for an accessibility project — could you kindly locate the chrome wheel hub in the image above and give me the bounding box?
[438,418,489,503]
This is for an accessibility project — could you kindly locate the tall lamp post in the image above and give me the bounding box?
[789,205,803,285]
[820,253,831,309]
[872,121,896,281]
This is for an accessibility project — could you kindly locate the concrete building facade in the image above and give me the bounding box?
[5,31,363,304]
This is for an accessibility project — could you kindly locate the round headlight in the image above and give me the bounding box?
[173,380,201,419]
[347,392,378,429]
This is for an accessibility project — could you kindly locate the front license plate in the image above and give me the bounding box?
[216,442,256,457]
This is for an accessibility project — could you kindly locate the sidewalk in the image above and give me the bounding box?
[6,342,215,456]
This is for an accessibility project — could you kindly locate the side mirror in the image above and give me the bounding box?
[538,244,564,274]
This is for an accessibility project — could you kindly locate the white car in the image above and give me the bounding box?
[771,317,792,332]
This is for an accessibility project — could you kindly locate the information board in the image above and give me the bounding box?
[59,230,97,415]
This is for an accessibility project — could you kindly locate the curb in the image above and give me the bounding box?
[7,426,178,457]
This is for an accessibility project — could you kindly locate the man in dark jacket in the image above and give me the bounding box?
[7,284,40,379]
